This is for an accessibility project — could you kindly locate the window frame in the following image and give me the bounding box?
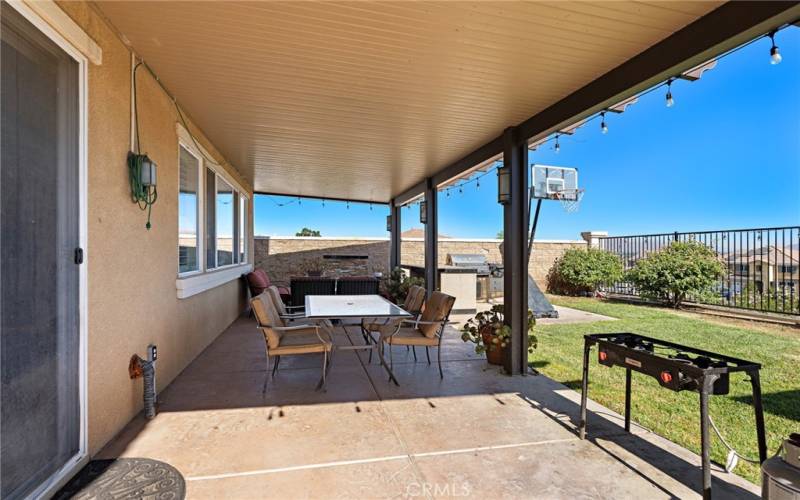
[177,142,204,277]
[175,124,251,297]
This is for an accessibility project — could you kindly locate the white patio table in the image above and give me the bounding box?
[304,294,411,385]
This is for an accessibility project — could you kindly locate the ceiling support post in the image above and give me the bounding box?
[389,199,401,271]
[502,127,529,375]
[423,178,438,297]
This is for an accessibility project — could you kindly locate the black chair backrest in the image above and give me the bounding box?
[336,277,380,295]
[290,277,336,306]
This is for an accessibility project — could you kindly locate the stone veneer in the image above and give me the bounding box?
[254,236,588,288]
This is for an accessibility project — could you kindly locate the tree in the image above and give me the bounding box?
[295,227,321,237]
[547,248,623,295]
[626,240,725,308]
[496,229,504,239]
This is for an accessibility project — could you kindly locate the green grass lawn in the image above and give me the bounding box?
[532,296,800,485]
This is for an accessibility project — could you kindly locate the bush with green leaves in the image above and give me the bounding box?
[626,240,725,308]
[380,267,425,304]
[547,248,623,295]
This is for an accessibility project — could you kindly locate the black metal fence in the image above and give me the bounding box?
[599,226,800,316]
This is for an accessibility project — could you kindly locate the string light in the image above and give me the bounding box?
[346,201,350,210]
[322,199,325,207]
[476,178,480,189]
[769,31,782,65]
[458,185,463,194]
[600,112,608,134]
[554,134,560,153]
[665,79,675,107]
[298,196,302,205]
[369,203,373,211]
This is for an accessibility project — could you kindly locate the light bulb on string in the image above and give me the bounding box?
[346,201,350,210]
[665,80,674,108]
[369,203,373,211]
[769,31,782,65]
[554,135,560,154]
[600,112,608,134]
[322,199,325,207]
[459,185,463,195]
[476,178,480,189]
[298,197,302,205]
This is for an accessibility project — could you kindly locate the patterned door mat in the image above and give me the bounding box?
[54,458,185,499]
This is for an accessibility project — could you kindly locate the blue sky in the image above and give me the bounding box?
[255,28,799,239]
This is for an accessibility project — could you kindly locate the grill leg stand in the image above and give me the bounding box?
[750,370,768,463]
[579,340,591,440]
[699,376,716,500]
[624,368,632,433]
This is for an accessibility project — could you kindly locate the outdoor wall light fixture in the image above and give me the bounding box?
[665,80,675,107]
[554,135,561,153]
[769,31,782,65]
[497,166,511,205]
[128,152,158,229]
[419,200,427,224]
[386,215,392,232]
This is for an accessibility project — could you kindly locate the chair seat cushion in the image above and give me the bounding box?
[381,326,438,346]
[363,319,397,332]
[272,331,331,355]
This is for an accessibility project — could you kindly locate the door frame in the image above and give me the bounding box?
[5,1,89,497]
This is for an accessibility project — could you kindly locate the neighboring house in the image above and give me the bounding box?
[725,246,799,293]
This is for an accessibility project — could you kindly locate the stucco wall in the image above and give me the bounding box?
[56,2,253,455]
[254,236,586,288]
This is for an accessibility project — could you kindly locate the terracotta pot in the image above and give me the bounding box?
[481,325,505,366]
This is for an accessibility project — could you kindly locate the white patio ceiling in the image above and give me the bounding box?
[96,1,722,202]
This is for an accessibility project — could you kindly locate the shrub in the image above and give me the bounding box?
[547,248,623,295]
[626,240,725,308]
[381,267,424,304]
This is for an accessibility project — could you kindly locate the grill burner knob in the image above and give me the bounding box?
[660,371,673,384]
[599,351,608,361]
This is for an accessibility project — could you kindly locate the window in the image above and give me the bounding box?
[178,146,200,274]
[216,178,235,267]
[176,124,250,292]
[239,195,247,263]
[205,167,216,269]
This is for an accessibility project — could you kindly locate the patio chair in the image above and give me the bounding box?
[246,269,291,302]
[265,285,334,335]
[251,293,333,391]
[361,285,426,361]
[378,291,455,379]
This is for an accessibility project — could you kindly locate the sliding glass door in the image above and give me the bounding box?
[1,3,84,498]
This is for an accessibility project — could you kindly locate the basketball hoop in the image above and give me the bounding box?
[553,189,584,213]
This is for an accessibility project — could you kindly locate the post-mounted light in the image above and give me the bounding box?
[497,166,511,205]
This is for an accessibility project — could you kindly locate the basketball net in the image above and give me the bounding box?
[553,189,585,213]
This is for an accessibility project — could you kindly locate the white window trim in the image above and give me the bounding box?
[6,1,90,497]
[175,123,250,297]
[176,263,253,299]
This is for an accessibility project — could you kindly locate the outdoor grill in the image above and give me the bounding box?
[446,254,504,300]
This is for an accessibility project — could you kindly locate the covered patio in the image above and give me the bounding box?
[98,315,759,498]
[6,1,798,498]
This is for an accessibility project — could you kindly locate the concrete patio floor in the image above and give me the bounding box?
[99,312,759,499]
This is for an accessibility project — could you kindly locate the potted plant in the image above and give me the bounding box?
[460,304,537,365]
[305,256,326,277]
